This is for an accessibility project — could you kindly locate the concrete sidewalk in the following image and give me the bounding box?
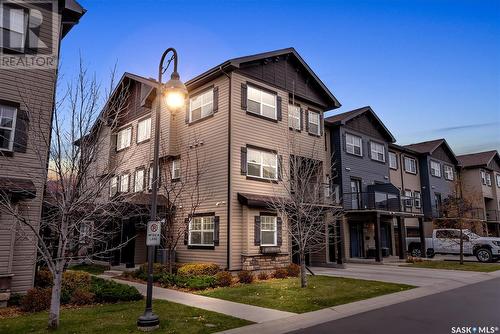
[217,268,500,334]
[98,275,295,323]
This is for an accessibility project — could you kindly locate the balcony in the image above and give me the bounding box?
[432,206,487,220]
[342,191,422,214]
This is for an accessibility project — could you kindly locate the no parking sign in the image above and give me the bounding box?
[146,220,161,246]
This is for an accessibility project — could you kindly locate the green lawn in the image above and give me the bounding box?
[0,300,251,334]
[405,261,500,272]
[68,263,109,275]
[199,276,414,313]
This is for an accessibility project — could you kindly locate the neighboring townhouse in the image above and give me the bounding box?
[0,0,85,295]
[404,139,459,222]
[388,144,425,254]
[81,48,341,271]
[323,107,424,263]
[457,150,500,236]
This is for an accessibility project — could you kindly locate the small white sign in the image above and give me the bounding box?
[146,220,161,246]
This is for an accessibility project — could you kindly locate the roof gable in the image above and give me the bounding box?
[404,139,458,164]
[457,150,500,170]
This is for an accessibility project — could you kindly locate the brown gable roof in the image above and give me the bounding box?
[404,138,458,164]
[457,150,499,168]
[324,106,396,143]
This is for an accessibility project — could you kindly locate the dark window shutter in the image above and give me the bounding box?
[254,216,261,246]
[320,113,324,136]
[305,110,309,133]
[277,217,283,246]
[213,86,219,113]
[278,155,283,181]
[213,216,220,246]
[184,218,189,245]
[13,109,29,153]
[342,133,346,151]
[241,83,247,110]
[241,147,247,175]
[300,108,304,131]
[276,96,282,121]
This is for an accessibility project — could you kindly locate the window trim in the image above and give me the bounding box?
[136,117,151,144]
[120,173,130,193]
[110,176,118,197]
[1,4,28,54]
[370,141,386,163]
[116,126,132,151]
[345,133,363,157]
[308,110,321,136]
[443,165,454,181]
[246,146,278,181]
[134,168,145,192]
[260,215,277,247]
[246,84,277,121]
[188,215,215,246]
[171,158,180,180]
[485,172,492,187]
[403,156,417,174]
[389,151,398,170]
[288,104,301,131]
[0,104,17,152]
[189,87,214,123]
[430,160,441,178]
[404,189,413,208]
[414,191,421,208]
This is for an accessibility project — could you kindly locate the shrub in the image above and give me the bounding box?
[20,288,52,312]
[178,263,221,277]
[62,271,92,292]
[215,271,233,287]
[257,272,269,280]
[158,273,178,287]
[35,268,53,288]
[185,275,217,290]
[7,293,23,307]
[286,263,301,277]
[70,289,95,305]
[90,277,142,303]
[406,256,423,263]
[272,268,288,279]
[237,270,254,284]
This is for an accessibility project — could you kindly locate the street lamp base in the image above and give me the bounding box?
[137,312,160,332]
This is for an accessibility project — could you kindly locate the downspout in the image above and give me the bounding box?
[220,65,232,270]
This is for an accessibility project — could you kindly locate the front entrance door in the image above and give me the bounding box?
[349,223,364,258]
[380,222,392,256]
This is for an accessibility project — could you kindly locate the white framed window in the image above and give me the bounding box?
[414,191,421,208]
[136,118,151,143]
[444,165,454,181]
[247,86,277,119]
[189,89,213,122]
[345,133,362,156]
[0,104,17,151]
[496,174,500,188]
[404,190,413,207]
[260,216,277,246]
[79,221,93,244]
[480,170,486,185]
[110,176,118,197]
[1,6,26,52]
[288,105,301,130]
[134,169,145,192]
[404,156,417,174]
[370,141,385,162]
[308,111,321,135]
[430,160,441,177]
[247,148,278,180]
[189,216,214,246]
[120,174,129,192]
[171,159,180,180]
[389,152,398,169]
[116,127,131,151]
[486,172,492,186]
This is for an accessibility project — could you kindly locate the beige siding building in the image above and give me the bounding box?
[0,0,85,297]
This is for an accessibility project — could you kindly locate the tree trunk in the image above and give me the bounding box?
[299,252,307,288]
[48,269,63,329]
[459,226,464,265]
[167,248,173,274]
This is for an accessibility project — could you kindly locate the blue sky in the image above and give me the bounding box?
[60,0,500,154]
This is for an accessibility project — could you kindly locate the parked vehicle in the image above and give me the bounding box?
[406,229,500,262]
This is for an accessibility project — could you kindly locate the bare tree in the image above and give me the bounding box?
[268,134,343,288]
[159,138,211,273]
[0,59,135,329]
[434,176,486,265]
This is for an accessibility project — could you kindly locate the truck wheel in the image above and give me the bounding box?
[410,248,421,257]
[476,248,493,263]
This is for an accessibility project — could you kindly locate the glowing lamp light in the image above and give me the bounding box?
[163,71,188,111]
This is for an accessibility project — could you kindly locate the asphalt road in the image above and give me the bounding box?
[290,277,500,334]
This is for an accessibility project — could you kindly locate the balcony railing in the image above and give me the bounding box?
[342,191,422,213]
[486,210,499,222]
[432,206,487,220]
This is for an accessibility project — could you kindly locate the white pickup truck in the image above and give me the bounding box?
[406,228,500,262]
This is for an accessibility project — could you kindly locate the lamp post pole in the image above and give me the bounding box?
[137,48,185,331]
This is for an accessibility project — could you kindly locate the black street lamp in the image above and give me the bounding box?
[137,47,187,331]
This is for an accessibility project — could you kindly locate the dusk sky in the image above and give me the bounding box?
[59,0,500,154]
